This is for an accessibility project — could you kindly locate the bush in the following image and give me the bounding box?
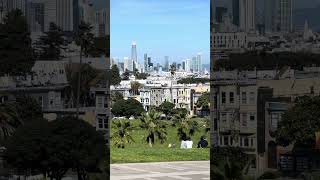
[258,171,281,180]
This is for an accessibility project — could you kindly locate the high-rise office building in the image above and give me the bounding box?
[27,1,45,32]
[232,0,240,26]
[264,0,293,33]
[239,0,256,32]
[56,0,73,31]
[279,0,293,32]
[215,7,228,23]
[197,53,202,72]
[144,53,148,72]
[124,57,133,72]
[185,59,191,72]
[164,56,169,72]
[131,42,137,67]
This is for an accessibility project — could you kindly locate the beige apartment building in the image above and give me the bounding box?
[211,69,320,173]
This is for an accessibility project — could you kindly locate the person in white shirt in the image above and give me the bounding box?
[185,137,193,149]
[181,137,193,149]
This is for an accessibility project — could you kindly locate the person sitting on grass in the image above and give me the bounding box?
[186,137,193,149]
[181,137,193,149]
[197,136,208,148]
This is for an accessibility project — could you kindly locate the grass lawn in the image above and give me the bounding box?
[110,118,210,164]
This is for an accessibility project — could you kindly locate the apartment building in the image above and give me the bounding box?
[211,68,320,172]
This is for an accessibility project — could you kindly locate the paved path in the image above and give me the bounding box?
[110,161,209,180]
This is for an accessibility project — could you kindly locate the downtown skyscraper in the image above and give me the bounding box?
[239,0,256,32]
[264,0,293,33]
[131,41,138,71]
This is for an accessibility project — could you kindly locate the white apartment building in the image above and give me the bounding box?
[212,32,248,50]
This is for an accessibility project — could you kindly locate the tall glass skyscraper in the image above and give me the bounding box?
[131,41,137,69]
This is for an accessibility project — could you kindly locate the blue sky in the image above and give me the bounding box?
[110,0,210,65]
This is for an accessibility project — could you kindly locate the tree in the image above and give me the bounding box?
[110,120,134,148]
[196,92,210,110]
[111,99,144,118]
[135,72,149,80]
[5,117,106,180]
[0,102,20,140]
[15,95,43,123]
[65,63,98,107]
[159,101,175,119]
[74,21,95,118]
[170,64,176,77]
[0,9,34,76]
[130,81,142,95]
[111,91,123,103]
[275,96,320,148]
[35,22,67,60]
[111,64,121,86]
[125,99,144,118]
[5,119,58,179]
[174,114,199,140]
[139,110,168,147]
[122,69,130,80]
[177,77,210,84]
[212,158,251,180]
[50,117,106,180]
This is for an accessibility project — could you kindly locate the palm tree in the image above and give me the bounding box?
[169,64,176,101]
[110,120,134,149]
[174,113,199,141]
[212,158,251,180]
[0,102,21,140]
[74,21,95,118]
[139,110,168,147]
[130,81,142,96]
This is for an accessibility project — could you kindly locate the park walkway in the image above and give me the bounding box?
[110,161,209,180]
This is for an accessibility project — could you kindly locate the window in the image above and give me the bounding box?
[249,92,255,104]
[250,114,255,121]
[240,137,243,146]
[222,92,226,104]
[271,113,281,129]
[97,97,103,108]
[244,138,249,147]
[229,92,234,104]
[242,113,247,127]
[104,116,109,129]
[224,136,229,146]
[221,113,227,122]
[220,136,223,145]
[241,92,247,104]
[38,96,43,108]
[98,118,103,129]
[251,138,254,147]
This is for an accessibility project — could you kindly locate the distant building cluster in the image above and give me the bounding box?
[0,0,109,38]
[111,42,206,75]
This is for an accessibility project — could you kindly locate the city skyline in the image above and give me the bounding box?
[110,0,210,64]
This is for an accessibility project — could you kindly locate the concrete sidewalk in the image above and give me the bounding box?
[110,161,209,180]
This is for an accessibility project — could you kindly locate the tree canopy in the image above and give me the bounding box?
[111,64,121,86]
[35,22,67,60]
[0,9,34,76]
[196,92,210,110]
[5,117,107,180]
[275,96,320,148]
[158,101,175,118]
[177,77,209,84]
[214,51,320,71]
[111,98,144,118]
